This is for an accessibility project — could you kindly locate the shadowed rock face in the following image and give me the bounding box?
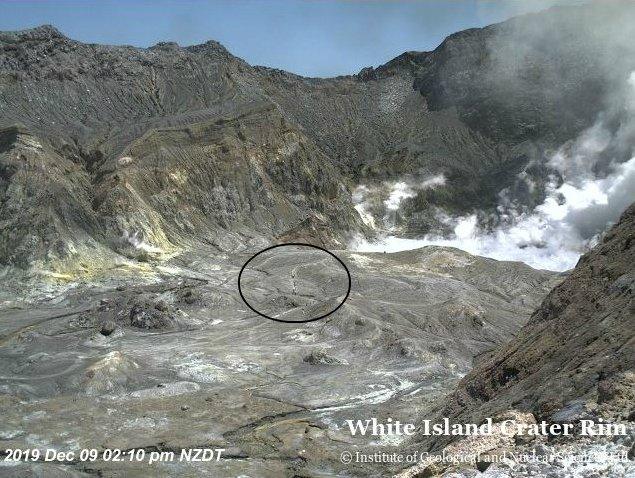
[410,4,635,144]
[412,203,635,455]
[2,3,635,270]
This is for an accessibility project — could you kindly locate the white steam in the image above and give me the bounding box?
[353,175,446,230]
[384,182,416,211]
[352,74,635,272]
[123,230,162,254]
[353,185,377,228]
[384,176,445,213]
[353,157,634,271]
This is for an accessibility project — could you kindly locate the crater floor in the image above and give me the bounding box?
[0,246,560,477]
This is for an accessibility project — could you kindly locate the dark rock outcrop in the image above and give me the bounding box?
[423,202,635,450]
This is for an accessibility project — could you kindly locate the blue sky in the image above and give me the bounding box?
[0,0,585,77]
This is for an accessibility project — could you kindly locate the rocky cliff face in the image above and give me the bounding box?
[259,2,635,227]
[439,203,635,424]
[0,25,366,272]
[2,3,635,272]
[394,203,634,476]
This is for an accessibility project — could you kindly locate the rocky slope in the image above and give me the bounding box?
[258,2,635,226]
[396,202,635,477]
[0,26,366,274]
[2,2,635,274]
